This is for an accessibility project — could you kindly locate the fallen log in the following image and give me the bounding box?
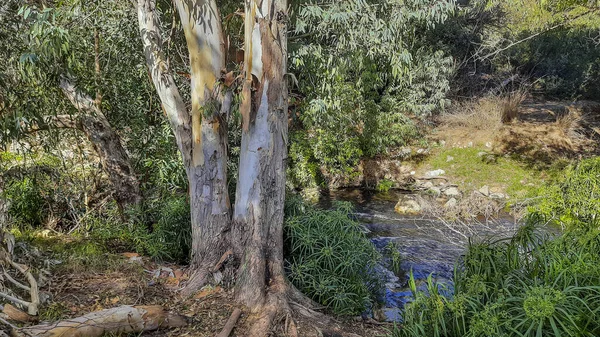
[10,305,186,337]
[2,304,35,323]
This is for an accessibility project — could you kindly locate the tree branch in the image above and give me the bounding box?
[137,0,191,164]
[7,259,39,316]
[480,8,599,60]
[3,270,31,292]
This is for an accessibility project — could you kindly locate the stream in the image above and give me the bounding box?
[318,188,522,321]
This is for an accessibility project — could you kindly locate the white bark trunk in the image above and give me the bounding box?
[138,0,232,289]
[233,0,289,310]
[175,0,231,286]
[137,0,192,165]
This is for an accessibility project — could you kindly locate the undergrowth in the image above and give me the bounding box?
[284,196,382,315]
[532,157,600,231]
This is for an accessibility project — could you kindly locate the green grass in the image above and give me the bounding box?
[11,228,143,274]
[421,147,545,200]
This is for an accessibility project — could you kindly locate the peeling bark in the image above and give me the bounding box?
[138,0,232,291]
[137,0,191,165]
[58,79,141,207]
[233,0,289,317]
[11,305,186,337]
[175,0,231,289]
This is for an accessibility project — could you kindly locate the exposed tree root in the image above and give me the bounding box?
[180,268,208,297]
[216,308,242,337]
[243,279,353,337]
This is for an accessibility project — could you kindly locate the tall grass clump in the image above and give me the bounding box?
[440,90,526,133]
[284,197,382,315]
[500,90,526,124]
[392,221,600,337]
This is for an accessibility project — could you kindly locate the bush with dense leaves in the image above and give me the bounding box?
[287,0,454,186]
[532,157,600,231]
[284,198,382,315]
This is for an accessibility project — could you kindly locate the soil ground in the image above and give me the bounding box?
[36,253,389,337]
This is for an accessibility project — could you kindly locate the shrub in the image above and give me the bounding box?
[284,199,382,315]
[288,0,453,184]
[81,194,191,263]
[532,157,600,230]
[1,152,86,230]
[287,131,325,189]
[4,176,47,228]
[376,179,395,193]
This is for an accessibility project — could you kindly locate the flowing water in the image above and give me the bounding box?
[318,188,522,321]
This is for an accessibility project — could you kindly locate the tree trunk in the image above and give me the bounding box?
[58,79,142,207]
[174,0,232,287]
[138,0,232,290]
[232,0,289,319]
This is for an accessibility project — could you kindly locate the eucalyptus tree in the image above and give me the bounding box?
[232,0,290,322]
[1,0,144,207]
[138,0,294,333]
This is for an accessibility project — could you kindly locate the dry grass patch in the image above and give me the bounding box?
[437,91,526,147]
[555,108,583,138]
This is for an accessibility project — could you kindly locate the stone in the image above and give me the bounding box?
[444,197,458,208]
[425,169,445,178]
[446,155,454,162]
[428,186,442,196]
[468,141,473,147]
[395,195,422,215]
[478,185,490,196]
[444,187,461,197]
[410,171,416,175]
[477,151,488,157]
[485,142,493,148]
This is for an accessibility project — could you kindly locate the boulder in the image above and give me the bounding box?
[428,186,442,197]
[478,185,490,196]
[395,195,422,215]
[443,187,461,197]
